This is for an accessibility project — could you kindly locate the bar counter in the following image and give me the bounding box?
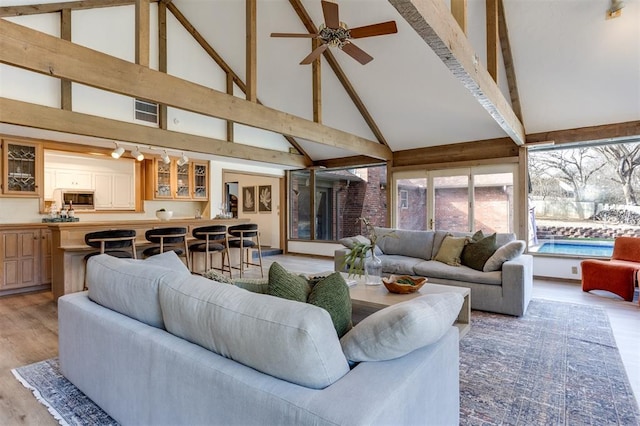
[48,217,248,300]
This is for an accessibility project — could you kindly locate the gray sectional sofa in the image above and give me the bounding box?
[335,228,533,316]
[58,252,462,425]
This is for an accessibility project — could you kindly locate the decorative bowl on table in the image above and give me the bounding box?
[156,210,173,221]
[382,275,428,294]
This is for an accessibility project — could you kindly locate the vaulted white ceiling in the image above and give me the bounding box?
[1,0,639,164]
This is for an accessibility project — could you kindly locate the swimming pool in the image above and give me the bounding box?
[536,241,614,257]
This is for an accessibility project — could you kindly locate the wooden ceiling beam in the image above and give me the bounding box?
[312,38,322,124]
[389,0,525,146]
[0,97,308,168]
[288,0,389,148]
[245,0,257,103]
[60,9,72,111]
[0,0,152,17]
[526,121,640,146]
[393,137,518,167]
[450,0,467,34]
[166,2,310,161]
[315,155,385,169]
[0,19,391,160]
[486,0,498,82]
[498,0,522,122]
[135,0,150,67]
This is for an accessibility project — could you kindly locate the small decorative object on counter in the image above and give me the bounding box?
[156,208,173,221]
[68,201,75,218]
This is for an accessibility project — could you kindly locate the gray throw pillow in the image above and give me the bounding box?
[483,240,526,272]
[461,233,497,271]
[307,272,352,338]
[340,293,464,362]
[268,262,311,302]
[339,235,371,249]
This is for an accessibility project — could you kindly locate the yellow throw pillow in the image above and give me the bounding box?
[434,235,468,266]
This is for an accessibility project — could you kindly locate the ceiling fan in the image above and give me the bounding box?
[271,0,397,65]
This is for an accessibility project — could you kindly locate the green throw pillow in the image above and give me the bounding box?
[307,272,352,338]
[268,262,311,302]
[461,233,497,271]
[202,269,233,284]
[434,235,468,266]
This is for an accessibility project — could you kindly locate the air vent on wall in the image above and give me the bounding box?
[134,99,158,124]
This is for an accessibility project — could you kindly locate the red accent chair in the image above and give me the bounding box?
[581,236,640,301]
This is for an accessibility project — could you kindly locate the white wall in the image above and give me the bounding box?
[533,256,583,281]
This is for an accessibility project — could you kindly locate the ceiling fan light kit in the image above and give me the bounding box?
[271,0,397,65]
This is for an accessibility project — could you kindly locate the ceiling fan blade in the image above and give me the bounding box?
[349,21,398,39]
[321,0,340,28]
[271,33,318,38]
[341,42,374,65]
[300,43,328,65]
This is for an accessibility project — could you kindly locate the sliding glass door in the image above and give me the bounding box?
[392,165,517,233]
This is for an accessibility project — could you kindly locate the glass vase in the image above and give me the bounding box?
[364,252,383,285]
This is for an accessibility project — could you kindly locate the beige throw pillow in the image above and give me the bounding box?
[434,235,468,266]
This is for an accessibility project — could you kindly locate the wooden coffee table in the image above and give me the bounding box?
[344,274,471,338]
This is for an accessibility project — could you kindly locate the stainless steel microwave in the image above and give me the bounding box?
[55,189,95,210]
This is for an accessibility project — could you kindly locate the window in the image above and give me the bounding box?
[528,140,640,255]
[399,190,409,209]
[288,165,388,241]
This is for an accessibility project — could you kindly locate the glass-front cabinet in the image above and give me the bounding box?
[145,158,208,201]
[2,139,42,196]
[192,162,208,200]
[175,162,191,199]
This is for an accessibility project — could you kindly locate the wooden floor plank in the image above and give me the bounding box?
[0,255,637,424]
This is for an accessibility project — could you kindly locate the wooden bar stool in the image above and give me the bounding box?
[142,227,190,270]
[189,225,231,275]
[227,223,263,278]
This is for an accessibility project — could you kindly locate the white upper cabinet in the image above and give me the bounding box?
[44,150,135,210]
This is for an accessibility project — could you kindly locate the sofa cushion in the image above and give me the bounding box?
[339,235,370,248]
[87,251,190,329]
[268,262,311,302]
[159,274,350,389]
[307,272,352,338]
[374,227,433,260]
[484,240,526,272]
[461,233,497,271]
[434,235,468,266]
[340,293,464,362]
[379,254,424,275]
[414,260,502,285]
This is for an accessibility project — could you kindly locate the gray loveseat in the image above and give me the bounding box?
[58,252,462,425]
[335,228,533,316]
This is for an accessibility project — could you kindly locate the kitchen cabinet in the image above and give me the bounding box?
[0,227,51,293]
[146,159,209,200]
[94,173,135,210]
[1,139,43,197]
[54,170,93,189]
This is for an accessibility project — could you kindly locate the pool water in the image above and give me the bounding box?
[537,241,613,257]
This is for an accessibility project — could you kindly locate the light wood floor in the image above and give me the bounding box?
[0,254,638,425]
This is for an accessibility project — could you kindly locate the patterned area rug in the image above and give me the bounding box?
[12,299,640,425]
[460,299,640,425]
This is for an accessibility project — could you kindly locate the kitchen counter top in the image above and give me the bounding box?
[48,217,250,299]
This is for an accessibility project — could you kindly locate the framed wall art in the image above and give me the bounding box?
[258,185,272,212]
[242,186,256,213]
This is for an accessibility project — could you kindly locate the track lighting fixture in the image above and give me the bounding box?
[131,146,144,161]
[111,143,125,159]
[177,152,189,166]
[161,150,171,164]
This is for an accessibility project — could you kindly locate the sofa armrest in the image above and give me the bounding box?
[500,254,534,316]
